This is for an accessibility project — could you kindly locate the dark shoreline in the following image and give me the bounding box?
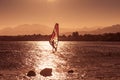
[0,32,120,41]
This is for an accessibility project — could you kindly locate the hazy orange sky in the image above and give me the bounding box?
[0,0,120,34]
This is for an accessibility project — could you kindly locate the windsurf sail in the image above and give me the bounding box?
[49,23,59,52]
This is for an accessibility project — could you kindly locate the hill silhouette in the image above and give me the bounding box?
[0,24,51,35]
[64,24,120,35]
[0,24,120,36]
[89,24,120,34]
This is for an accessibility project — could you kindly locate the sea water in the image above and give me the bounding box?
[0,41,120,80]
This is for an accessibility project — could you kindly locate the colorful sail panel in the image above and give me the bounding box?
[49,23,59,51]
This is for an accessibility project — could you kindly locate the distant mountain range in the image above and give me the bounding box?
[64,24,120,35]
[0,24,120,36]
[0,24,51,36]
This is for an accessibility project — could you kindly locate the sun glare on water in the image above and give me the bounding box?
[33,41,66,79]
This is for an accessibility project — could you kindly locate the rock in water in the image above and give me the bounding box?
[68,70,74,73]
[27,70,36,77]
[40,68,52,77]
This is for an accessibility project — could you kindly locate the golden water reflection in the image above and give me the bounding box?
[34,41,67,79]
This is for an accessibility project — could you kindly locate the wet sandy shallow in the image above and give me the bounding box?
[0,41,120,80]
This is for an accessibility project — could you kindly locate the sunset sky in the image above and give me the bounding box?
[0,0,120,35]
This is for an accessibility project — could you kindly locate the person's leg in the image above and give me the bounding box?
[55,47,57,51]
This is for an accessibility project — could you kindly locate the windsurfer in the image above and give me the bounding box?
[49,23,59,52]
[51,40,57,52]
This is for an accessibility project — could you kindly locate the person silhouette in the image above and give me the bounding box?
[51,40,57,52]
